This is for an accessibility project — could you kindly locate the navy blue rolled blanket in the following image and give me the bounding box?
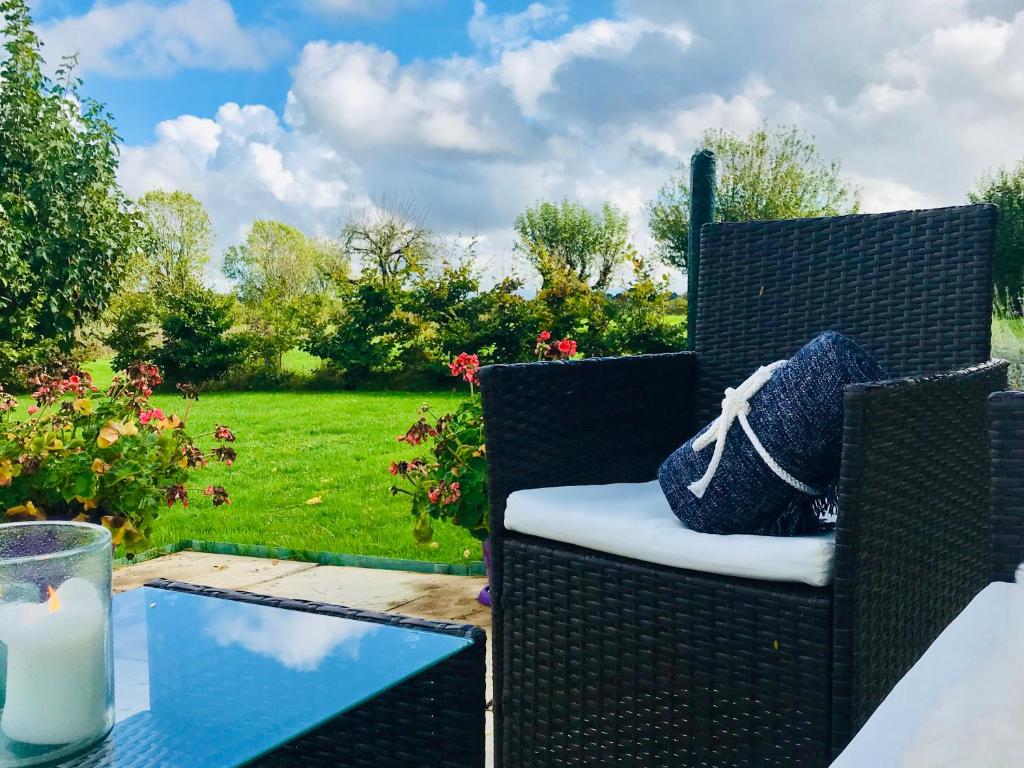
[658,331,886,536]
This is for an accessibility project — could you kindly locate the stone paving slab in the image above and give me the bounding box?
[112,551,318,593]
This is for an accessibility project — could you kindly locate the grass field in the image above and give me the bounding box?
[82,359,476,562]
[66,316,1024,561]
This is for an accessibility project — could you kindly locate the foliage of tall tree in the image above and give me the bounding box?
[137,190,213,294]
[969,161,1024,309]
[0,0,143,378]
[224,220,345,370]
[514,199,632,290]
[648,125,861,271]
[340,199,434,288]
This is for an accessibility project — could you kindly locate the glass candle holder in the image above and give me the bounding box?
[0,522,113,767]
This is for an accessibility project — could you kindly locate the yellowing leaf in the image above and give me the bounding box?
[97,422,120,448]
[72,398,95,415]
[97,420,138,448]
[101,515,140,547]
[6,501,45,521]
[304,496,323,505]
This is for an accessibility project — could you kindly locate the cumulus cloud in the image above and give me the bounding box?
[38,0,287,77]
[119,103,356,284]
[468,1,569,54]
[115,0,1024,290]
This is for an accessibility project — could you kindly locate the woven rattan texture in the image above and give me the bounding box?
[831,361,1007,751]
[500,537,833,768]
[990,390,1024,583]
[694,205,996,423]
[479,352,697,768]
[481,205,1000,768]
[85,580,488,768]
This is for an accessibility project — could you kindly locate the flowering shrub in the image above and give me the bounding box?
[391,331,578,544]
[0,362,236,552]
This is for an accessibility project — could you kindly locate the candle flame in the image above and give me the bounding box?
[46,586,61,614]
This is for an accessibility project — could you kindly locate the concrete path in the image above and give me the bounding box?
[114,551,495,764]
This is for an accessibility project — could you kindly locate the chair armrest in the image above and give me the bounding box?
[479,352,697,540]
[990,390,1024,583]
[831,359,1008,750]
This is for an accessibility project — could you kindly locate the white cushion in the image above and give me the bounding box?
[505,481,835,587]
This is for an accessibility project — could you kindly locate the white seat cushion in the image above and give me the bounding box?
[505,481,835,587]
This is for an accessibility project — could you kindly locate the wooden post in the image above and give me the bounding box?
[687,149,716,349]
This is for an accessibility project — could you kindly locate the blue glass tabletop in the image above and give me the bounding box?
[34,587,471,768]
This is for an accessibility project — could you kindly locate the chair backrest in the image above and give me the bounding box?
[693,204,997,422]
[990,390,1024,583]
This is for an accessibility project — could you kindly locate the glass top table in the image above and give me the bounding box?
[0,584,483,768]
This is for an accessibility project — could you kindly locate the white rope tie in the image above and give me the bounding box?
[688,360,822,499]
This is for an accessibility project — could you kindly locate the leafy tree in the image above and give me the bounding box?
[341,199,435,289]
[224,220,345,370]
[305,281,422,383]
[0,0,143,379]
[138,190,213,294]
[105,292,158,372]
[156,289,246,384]
[969,162,1024,309]
[515,199,632,290]
[648,125,861,271]
[224,220,345,303]
[604,259,687,354]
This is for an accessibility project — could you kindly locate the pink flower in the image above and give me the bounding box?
[449,352,481,385]
[537,330,551,342]
[428,486,442,504]
[26,405,38,415]
[214,425,236,442]
[68,375,81,387]
[557,338,577,357]
[139,408,165,425]
[443,482,462,505]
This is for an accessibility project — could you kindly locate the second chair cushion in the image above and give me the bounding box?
[658,331,886,535]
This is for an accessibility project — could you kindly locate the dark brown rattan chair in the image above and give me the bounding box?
[480,204,1008,768]
[990,390,1024,584]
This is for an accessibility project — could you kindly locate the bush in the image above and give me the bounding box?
[603,261,687,354]
[156,288,247,384]
[105,292,158,372]
[306,280,434,386]
[534,269,613,356]
[0,362,236,552]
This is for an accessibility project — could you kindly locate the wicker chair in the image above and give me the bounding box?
[990,390,1024,584]
[480,204,1008,768]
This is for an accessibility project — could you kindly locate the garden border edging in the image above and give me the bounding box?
[115,539,487,576]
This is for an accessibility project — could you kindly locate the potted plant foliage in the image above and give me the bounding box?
[0,362,235,552]
[391,332,578,605]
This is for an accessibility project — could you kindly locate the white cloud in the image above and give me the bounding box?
[119,103,354,283]
[116,0,1024,291]
[497,16,692,115]
[468,1,568,54]
[286,41,514,154]
[39,0,287,77]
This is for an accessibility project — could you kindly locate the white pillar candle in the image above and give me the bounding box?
[0,577,109,745]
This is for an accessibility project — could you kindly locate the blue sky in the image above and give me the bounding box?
[24,0,1024,287]
[32,1,615,145]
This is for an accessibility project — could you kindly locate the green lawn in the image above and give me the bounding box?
[82,360,476,562]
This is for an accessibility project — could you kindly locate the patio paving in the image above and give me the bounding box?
[114,551,494,765]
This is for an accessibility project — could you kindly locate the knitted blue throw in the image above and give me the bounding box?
[658,331,886,535]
